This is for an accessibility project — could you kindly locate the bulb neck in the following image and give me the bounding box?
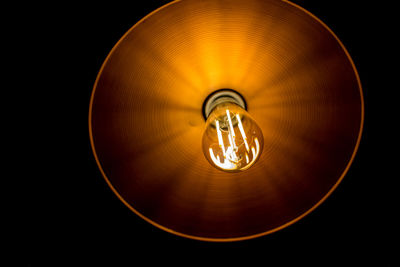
[202,89,247,120]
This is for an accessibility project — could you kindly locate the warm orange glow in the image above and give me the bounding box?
[204,103,263,172]
[89,0,364,241]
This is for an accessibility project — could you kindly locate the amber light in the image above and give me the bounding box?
[89,0,363,241]
[202,90,264,172]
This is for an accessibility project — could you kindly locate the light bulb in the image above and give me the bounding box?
[202,93,264,172]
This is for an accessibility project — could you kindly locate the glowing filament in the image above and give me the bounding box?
[226,110,236,141]
[236,114,249,152]
[216,120,226,158]
[208,108,261,171]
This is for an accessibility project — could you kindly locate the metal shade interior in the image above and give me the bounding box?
[89,0,363,241]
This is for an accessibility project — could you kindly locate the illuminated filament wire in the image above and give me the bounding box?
[208,109,261,171]
[236,114,249,152]
[226,110,236,141]
[215,120,226,158]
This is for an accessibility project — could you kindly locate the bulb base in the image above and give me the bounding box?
[202,89,247,120]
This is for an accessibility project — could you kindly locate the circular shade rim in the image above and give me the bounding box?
[88,0,364,242]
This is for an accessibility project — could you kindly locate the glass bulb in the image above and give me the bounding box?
[202,102,264,172]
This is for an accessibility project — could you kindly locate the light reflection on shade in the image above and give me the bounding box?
[89,0,364,241]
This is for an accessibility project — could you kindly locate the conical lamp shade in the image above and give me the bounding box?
[89,0,363,241]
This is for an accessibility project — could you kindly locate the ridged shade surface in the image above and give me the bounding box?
[89,0,363,241]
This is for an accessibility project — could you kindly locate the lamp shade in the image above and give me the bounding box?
[89,0,363,241]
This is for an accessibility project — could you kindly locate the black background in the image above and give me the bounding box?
[28,0,394,265]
